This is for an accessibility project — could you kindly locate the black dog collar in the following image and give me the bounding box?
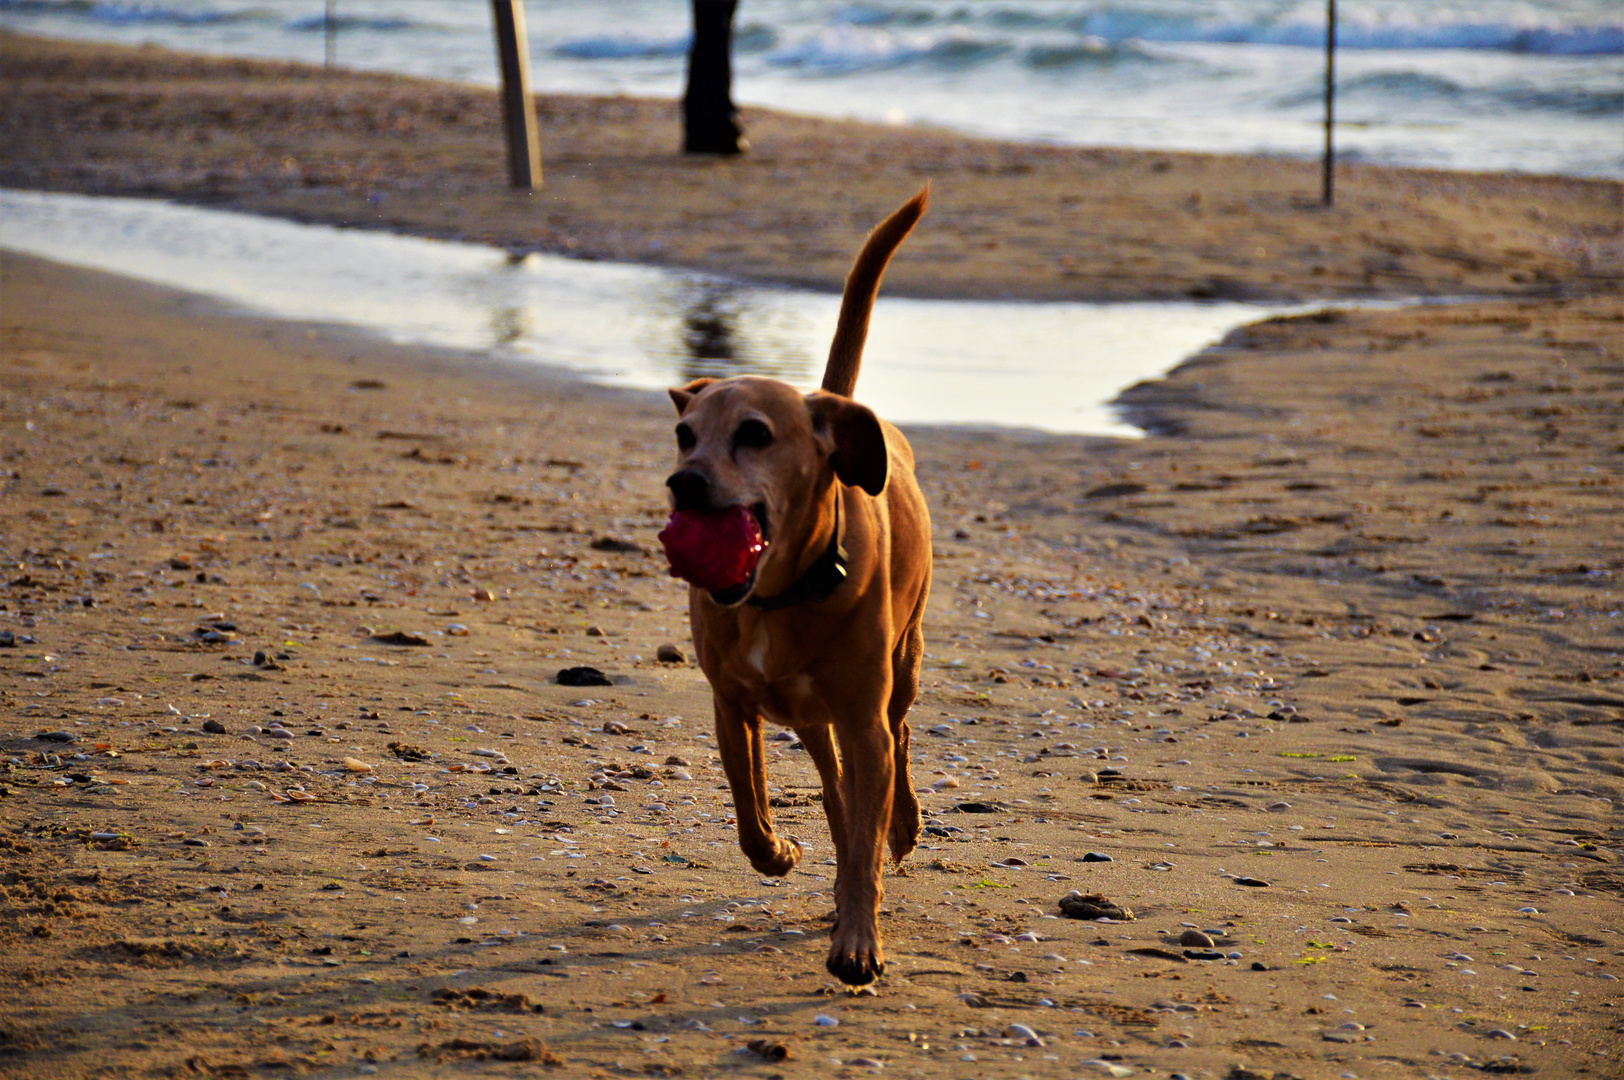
[741,497,848,611]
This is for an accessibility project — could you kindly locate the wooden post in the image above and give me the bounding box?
[491,0,542,189]
[324,0,336,68]
[1322,0,1336,206]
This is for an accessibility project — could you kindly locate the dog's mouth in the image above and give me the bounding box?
[708,502,770,607]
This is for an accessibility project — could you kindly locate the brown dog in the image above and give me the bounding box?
[663,189,931,985]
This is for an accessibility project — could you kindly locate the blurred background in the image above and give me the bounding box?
[2,0,1619,179]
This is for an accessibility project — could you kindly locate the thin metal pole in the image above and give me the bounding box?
[1322,0,1336,206]
[491,0,543,190]
[325,0,336,68]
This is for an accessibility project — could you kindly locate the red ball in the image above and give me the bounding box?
[658,506,765,593]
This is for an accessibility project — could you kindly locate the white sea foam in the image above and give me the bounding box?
[0,0,1617,176]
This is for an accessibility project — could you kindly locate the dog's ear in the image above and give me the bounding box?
[669,377,717,414]
[807,392,889,497]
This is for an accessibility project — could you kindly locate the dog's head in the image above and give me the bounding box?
[666,375,888,606]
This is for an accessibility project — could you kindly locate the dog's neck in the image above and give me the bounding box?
[742,494,848,611]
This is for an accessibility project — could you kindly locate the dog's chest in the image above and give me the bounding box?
[715,622,821,722]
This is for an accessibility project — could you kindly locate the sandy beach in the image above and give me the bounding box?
[3,31,1623,1080]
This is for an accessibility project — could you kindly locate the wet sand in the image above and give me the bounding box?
[2,29,1623,1080]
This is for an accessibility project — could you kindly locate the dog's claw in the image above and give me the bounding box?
[826,945,885,986]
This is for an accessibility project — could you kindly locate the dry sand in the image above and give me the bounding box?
[2,30,1623,1080]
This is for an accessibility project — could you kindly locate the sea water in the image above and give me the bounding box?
[1,0,1618,179]
[0,188,1304,436]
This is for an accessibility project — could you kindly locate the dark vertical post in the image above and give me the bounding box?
[491,0,543,189]
[684,0,745,154]
[1322,0,1336,206]
[324,0,336,68]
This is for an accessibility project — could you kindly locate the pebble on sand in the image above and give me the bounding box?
[1058,892,1134,921]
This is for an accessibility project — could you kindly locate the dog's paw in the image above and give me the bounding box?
[826,933,886,987]
[747,836,802,877]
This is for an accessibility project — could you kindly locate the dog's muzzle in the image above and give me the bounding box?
[666,468,711,512]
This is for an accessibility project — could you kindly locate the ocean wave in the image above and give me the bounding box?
[554,32,690,61]
[0,0,271,25]
[1278,69,1622,119]
[825,2,1623,57]
[285,14,414,34]
[1023,37,1158,70]
[767,24,1010,75]
[1494,82,1623,117]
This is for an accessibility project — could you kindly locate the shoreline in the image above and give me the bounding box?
[3,30,1620,305]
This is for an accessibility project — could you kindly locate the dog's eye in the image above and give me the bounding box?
[675,424,696,452]
[735,419,772,449]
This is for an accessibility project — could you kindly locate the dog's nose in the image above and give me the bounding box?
[666,468,711,511]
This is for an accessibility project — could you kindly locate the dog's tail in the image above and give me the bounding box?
[821,184,929,398]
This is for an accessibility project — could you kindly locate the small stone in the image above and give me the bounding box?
[557,666,612,687]
[267,728,294,741]
[370,630,430,646]
[1079,770,1097,784]
[1233,876,1270,887]
[471,588,495,602]
[1057,892,1133,921]
[342,757,373,773]
[202,719,227,734]
[665,755,690,766]
[35,731,79,743]
[1267,801,1292,812]
[813,1014,838,1027]
[1082,852,1113,863]
[586,625,605,637]
[1177,929,1214,948]
[1488,1029,1518,1040]
[1003,1022,1040,1041]
[446,623,470,637]
[746,1039,790,1061]
[655,643,686,664]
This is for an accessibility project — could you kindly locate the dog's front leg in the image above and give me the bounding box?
[826,717,894,986]
[713,693,802,877]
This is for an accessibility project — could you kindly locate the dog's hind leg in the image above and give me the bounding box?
[826,713,894,986]
[713,693,802,877]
